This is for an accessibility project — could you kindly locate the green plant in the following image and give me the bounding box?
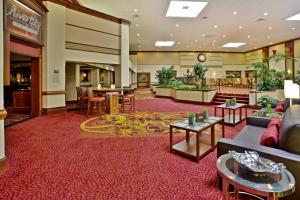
[258,96,279,108]
[167,78,184,88]
[265,104,273,115]
[202,109,208,115]
[193,63,208,88]
[225,99,230,105]
[188,113,196,119]
[155,66,175,86]
[248,61,276,91]
[273,71,285,89]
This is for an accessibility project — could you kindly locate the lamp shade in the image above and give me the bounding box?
[285,84,300,99]
[284,80,294,97]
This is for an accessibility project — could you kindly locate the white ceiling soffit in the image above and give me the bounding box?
[79,0,300,52]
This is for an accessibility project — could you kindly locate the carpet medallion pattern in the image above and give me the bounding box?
[81,112,187,137]
[80,112,222,138]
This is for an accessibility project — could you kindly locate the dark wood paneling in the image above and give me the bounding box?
[42,106,67,115]
[42,91,67,95]
[31,57,42,116]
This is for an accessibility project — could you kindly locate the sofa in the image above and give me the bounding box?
[217,105,300,200]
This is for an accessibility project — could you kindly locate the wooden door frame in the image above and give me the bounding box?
[137,72,151,87]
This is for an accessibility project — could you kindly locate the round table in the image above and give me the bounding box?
[217,154,295,200]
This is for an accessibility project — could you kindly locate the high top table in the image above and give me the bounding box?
[93,87,133,96]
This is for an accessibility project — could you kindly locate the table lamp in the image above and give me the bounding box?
[285,83,300,106]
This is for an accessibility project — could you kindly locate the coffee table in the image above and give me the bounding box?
[214,103,247,126]
[217,154,295,200]
[170,116,224,162]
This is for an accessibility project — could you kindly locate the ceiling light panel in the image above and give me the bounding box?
[286,13,300,20]
[155,41,175,47]
[222,42,246,48]
[166,1,208,18]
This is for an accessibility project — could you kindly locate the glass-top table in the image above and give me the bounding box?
[251,110,284,119]
[217,154,295,200]
[170,116,224,162]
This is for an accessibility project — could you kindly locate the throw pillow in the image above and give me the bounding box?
[268,118,282,131]
[275,102,284,112]
[260,125,279,147]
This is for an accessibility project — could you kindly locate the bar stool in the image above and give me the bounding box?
[121,94,135,112]
[86,97,106,116]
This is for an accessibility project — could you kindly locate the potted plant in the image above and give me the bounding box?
[231,98,237,106]
[265,103,273,117]
[193,63,208,89]
[202,109,209,120]
[188,113,196,125]
[225,99,231,107]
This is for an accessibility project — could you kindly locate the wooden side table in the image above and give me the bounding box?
[106,92,119,114]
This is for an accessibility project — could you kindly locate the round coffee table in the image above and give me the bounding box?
[217,154,295,200]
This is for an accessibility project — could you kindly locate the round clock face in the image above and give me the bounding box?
[197,53,206,62]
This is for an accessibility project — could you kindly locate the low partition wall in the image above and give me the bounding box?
[156,87,217,103]
[249,89,285,106]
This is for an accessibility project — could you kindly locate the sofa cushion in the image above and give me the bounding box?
[234,125,265,144]
[260,125,279,147]
[268,118,282,131]
[279,105,300,154]
[275,102,284,112]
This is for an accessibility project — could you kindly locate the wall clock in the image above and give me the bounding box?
[197,53,206,62]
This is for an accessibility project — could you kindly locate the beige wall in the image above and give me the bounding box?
[0,0,5,159]
[269,44,285,71]
[136,52,249,82]
[245,49,263,65]
[66,63,80,101]
[43,2,66,109]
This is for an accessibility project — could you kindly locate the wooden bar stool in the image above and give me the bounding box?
[121,94,135,112]
[86,97,106,116]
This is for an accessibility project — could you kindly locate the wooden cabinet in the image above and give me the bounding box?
[13,90,31,114]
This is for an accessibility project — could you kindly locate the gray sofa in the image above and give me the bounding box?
[217,105,300,200]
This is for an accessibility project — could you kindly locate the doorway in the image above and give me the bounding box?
[4,53,40,127]
[137,73,151,87]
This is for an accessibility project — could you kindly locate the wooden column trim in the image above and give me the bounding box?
[42,91,66,95]
[0,109,7,120]
[0,157,7,173]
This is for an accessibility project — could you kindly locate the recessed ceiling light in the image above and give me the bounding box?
[238,26,243,29]
[166,1,208,18]
[170,33,173,37]
[247,35,251,39]
[136,33,140,37]
[264,12,268,16]
[218,46,221,49]
[233,11,237,15]
[292,27,296,31]
[222,42,246,48]
[211,43,215,46]
[177,42,181,45]
[270,42,273,45]
[135,24,139,27]
[138,45,142,48]
[186,45,190,48]
[268,26,272,30]
[222,34,226,38]
[214,25,218,29]
[213,40,216,43]
[155,41,175,47]
[175,24,180,28]
[267,36,270,40]
[286,13,300,20]
[194,39,198,43]
[134,8,138,12]
[202,34,206,37]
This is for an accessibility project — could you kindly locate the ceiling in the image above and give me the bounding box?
[78,0,300,52]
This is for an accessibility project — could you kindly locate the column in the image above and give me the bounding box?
[42,2,66,111]
[0,0,7,167]
[120,22,130,87]
[91,68,100,87]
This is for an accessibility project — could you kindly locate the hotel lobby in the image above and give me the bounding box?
[1,0,300,199]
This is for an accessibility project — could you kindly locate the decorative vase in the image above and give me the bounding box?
[203,113,209,120]
[188,117,195,125]
[226,102,230,107]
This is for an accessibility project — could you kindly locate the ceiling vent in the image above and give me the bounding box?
[256,18,265,22]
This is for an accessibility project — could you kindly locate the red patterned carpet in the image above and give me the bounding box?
[1,97,247,199]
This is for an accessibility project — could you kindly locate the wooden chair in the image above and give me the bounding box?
[86,97,106,116]
[121,94,135,112]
